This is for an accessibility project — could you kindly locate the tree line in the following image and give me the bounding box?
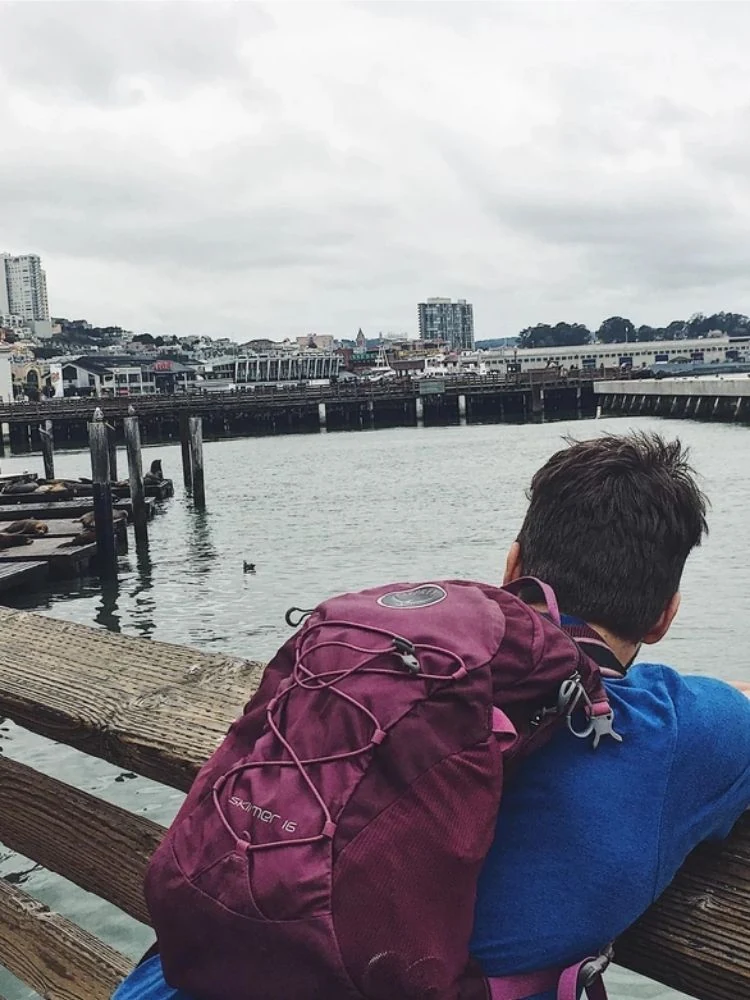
[517,312,750,349]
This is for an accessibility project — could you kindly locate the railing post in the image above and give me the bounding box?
[88,408,117,580]
[39,419,54,480]
[188,416,206,508]
[124,405,148,547]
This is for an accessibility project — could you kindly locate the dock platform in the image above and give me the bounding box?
[0,561,49,593]
[0,497,155,521]
[0,608,745,1000]
[0,536,98,576]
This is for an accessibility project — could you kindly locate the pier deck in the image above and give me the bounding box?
[595,376,750,422]
[0,607,746,999]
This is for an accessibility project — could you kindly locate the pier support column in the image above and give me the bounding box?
[735,397,744,421]
[670,396,679,415]
[694,396,703,417]
[639,395,647,413]
[40,420,54,480]
[415,396,424,427]
[88,408,117,581]
[106,423,118,482]
[458,394,467,427]
[188,416,206,509]
[531,384,544,416]
[179,413,192,491]
[318,402,327,432]
[368,399,375,429]
[576,386,582,415]
[712,396,721,417]
[124,405,148,548]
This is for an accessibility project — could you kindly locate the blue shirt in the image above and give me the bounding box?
[114,664,750,1000]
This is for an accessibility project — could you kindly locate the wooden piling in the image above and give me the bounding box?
[88,409,117,580]
[39,420,54,481]
[124,406,148,547]
[106,423,118,483]
[188,416,206,508]
[179,413,192,491]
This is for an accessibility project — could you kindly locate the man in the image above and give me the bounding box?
[114,431,750,1000]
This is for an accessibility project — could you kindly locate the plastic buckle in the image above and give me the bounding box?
[579,945,614,987]
[393,637,420,675]
[590,710,623,749]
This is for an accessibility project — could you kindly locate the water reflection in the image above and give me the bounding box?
[95,581,121,633]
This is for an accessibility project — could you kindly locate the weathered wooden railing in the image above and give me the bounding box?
[0,606,747,999]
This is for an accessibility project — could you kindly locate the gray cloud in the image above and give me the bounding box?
[2,1,750,338]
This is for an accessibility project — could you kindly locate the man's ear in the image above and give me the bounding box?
[643,592,681,645]
[503,541,523,586]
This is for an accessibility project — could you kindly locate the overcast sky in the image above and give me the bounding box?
[2,1,750,341]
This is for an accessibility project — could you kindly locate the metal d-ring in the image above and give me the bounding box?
[284,607,314,628]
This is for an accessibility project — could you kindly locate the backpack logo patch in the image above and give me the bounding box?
[377,584,447,609]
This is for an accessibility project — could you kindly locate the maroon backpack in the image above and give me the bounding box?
[144,578,620,1000]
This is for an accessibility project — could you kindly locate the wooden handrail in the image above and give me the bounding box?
[0,878,130,1000]
[0,605,748,1000]
[0,756,161,926]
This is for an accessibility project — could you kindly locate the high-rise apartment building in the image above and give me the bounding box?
[417,298,474,351]
[2,253,50,323]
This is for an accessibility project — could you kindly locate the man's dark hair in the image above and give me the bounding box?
[516,432,708,641]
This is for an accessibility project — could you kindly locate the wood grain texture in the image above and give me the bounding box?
[0,879,130,1000]
[0,606,266,790]
[0,756,162,926]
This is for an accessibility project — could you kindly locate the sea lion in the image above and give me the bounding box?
[0,532,33,548]
[144,459,164,486]
[2,482,38,495]
[4,519,48,535]
[63,529,96,547]
[76,509,127,530]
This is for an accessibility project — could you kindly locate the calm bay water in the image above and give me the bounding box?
[1,414,748,1000]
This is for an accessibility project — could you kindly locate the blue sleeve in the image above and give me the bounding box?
[654,668,750,899]
[111,956,192,1000]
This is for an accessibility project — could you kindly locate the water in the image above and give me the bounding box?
[1,414,748,1000]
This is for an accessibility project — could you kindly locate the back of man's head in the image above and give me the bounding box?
[516,432,708,642]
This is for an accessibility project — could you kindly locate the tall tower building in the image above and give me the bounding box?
[2,253,50,323]
[417,298,474,351]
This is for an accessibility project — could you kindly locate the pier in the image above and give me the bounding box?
[595,376,750,422]
[0,608,746,999]
[0,373,614,454]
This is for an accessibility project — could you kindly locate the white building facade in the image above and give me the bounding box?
[473,336,748,374]
[2,253,50,325]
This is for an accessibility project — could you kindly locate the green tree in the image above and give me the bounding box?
[517,322,591,349]
[597,317,635,344]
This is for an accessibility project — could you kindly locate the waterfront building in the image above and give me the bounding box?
[418,298,474,351]
[48,356,197,397]
[202,352,342,389]
[473,336,749,374]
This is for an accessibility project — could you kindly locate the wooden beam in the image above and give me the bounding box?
[0,606,265,790]
[0,878,130,1000]
[0,606,749,999]
[0,756,162,926]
